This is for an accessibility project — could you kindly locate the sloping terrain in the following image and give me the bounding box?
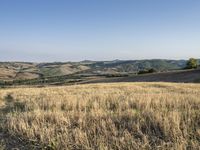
[0,59,189,80]
[82,69,200,84]
[0,62,90,80]
[86,59,187,72]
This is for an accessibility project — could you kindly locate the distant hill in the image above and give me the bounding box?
[0,62,89,80]
[86,59,187,72]
[0,59,199,81]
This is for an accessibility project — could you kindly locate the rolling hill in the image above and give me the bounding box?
[0,59,193,81]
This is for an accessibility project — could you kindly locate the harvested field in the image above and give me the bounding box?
[0,82,199,149]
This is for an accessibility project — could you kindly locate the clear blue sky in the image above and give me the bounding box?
[0,0,200,62]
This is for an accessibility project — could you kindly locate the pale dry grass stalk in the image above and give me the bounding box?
[0,82,199,149]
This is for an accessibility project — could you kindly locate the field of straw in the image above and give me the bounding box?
[0,83,199,149]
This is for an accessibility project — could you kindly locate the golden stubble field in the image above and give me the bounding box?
[0,82,199,149]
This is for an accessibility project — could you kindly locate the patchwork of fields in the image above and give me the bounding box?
[0,83,199,149]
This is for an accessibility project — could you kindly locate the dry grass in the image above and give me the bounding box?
[0,82,199,149]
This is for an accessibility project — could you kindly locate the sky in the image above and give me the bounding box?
[0,0,200,62]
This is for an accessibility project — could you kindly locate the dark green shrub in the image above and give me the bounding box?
[138,68,157,74]
[185,58,198,69]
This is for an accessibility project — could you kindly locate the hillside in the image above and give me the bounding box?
[0,62,89,80]
[0,59,192,81]
[82,69,200,84]
[0,83,199,149]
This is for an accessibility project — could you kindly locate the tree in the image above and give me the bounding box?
[138,68,157,74]
[148,68,157,73]
[186,58,198,69]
